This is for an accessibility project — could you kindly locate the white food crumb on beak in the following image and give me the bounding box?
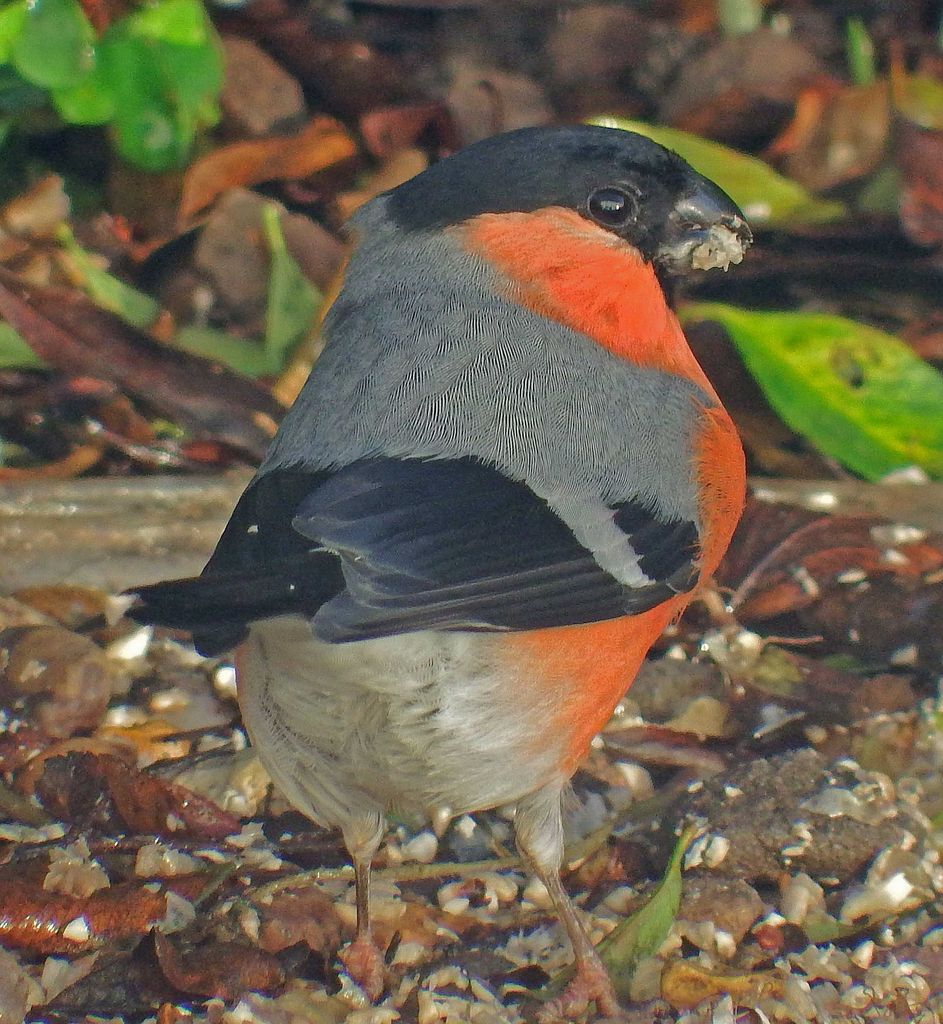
[691,224,747,271]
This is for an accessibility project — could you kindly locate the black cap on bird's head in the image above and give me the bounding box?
[384,124,752,274]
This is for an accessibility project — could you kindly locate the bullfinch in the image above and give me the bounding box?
[131,124,751,1018]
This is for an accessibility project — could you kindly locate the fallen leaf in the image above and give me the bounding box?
[894,70,943,131]
[28,751,242,839]
[154,931,285,1000]
[96,754,242,839]
[215,1,413,119]
[897,117,943,249]
[683,303,943,480]
[0,268,281,460]
[56,225,161,329]
[178,115,357,223]
[359,101,452,160]
[0,880,168,955]
[256,886,343,955]
[660,959,783,1010]
[596,825,696,999]
[0,444,103,480]
[722,502,943,669]
[0,721,49,775]
[776,80,890,192]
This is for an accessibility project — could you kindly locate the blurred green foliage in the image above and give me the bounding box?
[683,303,943,481]
[591,117,847,227]
[0,0,222,170]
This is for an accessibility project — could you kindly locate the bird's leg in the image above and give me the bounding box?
[515,786,622,1022]
[337,816,387,1001]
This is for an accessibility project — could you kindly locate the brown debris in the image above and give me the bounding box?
[0,880,169,955]
[30,752,242,839]
[256,886,344,956]
[676,873,764,947]
[775,80,891,192]
[0,269,282,460]
[0,624,126,738]
[661,959,784,1011]
[897,117,943,250]
[661,749,909,883]
[154,931,285,1001]
[178,115,358,223]
[660,28,823,147]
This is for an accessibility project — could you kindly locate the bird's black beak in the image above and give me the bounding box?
[656,177,752,274]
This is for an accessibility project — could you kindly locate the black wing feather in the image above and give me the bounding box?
[128,457,699,651]
[293,458,697,641]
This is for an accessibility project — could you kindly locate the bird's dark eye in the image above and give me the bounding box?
[587,187,638,228]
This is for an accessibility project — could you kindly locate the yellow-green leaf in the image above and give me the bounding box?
[57,225,160,329]
[598,824,696,998]
[173,325,278,379]
[895,72,943,131]
[682,302,943,480]
[262,203,321,371]
[0,321,45,369]
[590,117,846,227]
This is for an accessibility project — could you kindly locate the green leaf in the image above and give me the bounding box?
[895,72,943,131]
[262,203,321,371]
[589,117,847,227]
[129,0,213,46]
[12,0,95,90]
[717,0,762,37]
[57,225,160,328]
[845,17,876,87]
[0,2,27,64]
[597,824,695,998]
[174,325,278,378]
[682,303,943,480]
[97,10,222,171]
[0,320,45,369]
[52,60,115,125]
[97,28,185,171]
[169,206,323,379]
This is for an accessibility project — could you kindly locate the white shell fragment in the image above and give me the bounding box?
[690,223,748,271]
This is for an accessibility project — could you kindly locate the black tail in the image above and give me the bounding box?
[126,551,344,656]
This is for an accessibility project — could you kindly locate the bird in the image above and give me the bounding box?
[130,124,751,1018]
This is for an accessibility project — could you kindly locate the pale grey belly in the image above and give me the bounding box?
[237,616,567,831]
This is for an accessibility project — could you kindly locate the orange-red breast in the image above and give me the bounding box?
[131,124,750,1018]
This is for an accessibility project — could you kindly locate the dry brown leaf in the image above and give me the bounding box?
[661,958,784,1009]
[12,586,115,629]
[773,80,890,192]
[178,116,358,223]
[0,269,282,460]
[154,931,285,1000]
[30,752,242,840]
[0,880,169,955]
[257,887,343,955]
[96,720,193,764]
[0,722,48,775]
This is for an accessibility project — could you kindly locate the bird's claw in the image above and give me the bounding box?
[537,965,623,1022]
[338,934,387,1002]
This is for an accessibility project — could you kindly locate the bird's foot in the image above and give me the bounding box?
[338,934,387,1002]
[538,962,622,1022]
